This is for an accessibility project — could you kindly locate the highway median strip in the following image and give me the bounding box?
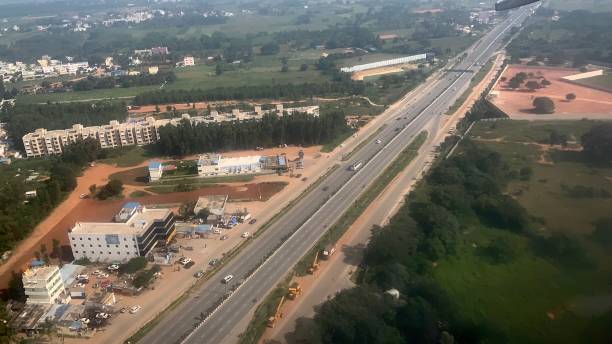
[238,131,428,344]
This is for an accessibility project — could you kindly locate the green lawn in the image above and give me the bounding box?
[437,120,612,343]
[99,146,154,167]
[574,74,612,92]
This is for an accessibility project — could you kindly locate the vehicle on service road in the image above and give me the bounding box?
[241,232,250,238]
[194,271,204,279]
[375,139,382,144]
[220,235,229,240]
[130,305,141,314]
[222,275,234,284]
[249,218,257,225]
[209,258,219,266]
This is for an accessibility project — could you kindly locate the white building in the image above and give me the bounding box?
[197,154,263,177]
[22,106,320,158]
[22,266,66,305]
[69,202,176,262]
[184,56,195,66]
[148,162,163,182]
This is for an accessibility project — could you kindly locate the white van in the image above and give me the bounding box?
[222,275,234,284]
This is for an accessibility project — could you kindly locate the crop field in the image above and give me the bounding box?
[435,120,612,344]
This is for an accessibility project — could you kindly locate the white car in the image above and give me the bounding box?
[179,257,192,265]
[98,273,109,278]
[213,229,221,234]
[80,318,90,324]
[375,139,382,144]
[74,283,85,288]
[222,275,234,284]
[108,264,119,271]
[77,274,88,280]
[93,270,102,275]
[96,312,110,319]
[241,232,250,238]
[129,305,141,314]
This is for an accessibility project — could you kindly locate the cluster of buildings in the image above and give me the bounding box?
[22,105,319,158]
[0,56,91,82]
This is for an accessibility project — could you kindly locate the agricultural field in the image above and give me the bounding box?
[435,120,612,343]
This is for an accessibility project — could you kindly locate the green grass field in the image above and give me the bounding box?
[434,120,612,343]
[574,74,612,92]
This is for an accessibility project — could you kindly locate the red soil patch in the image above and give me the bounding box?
[490,65,612,119]
[0,182,284,289]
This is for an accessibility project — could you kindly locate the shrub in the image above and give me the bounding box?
[533,97,555,114]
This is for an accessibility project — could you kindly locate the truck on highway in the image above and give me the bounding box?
[349,161,363,171]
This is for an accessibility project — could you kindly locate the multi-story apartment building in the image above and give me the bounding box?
[69,202,176,262]
[22,106,320,158]
[22,266,66,305]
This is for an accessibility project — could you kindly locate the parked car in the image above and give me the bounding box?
[208,259,219,266]
[107,264,119,271]
[76,274,88,281]
[96,312,110,319]
[241,232,250,238]
[120,307,127,313]
[222,275,234,284]
[248,219,257,225]
[179,257,192,265]
[213,229,221,234]
[194,271,204,279]
[79,193,89,199]
[80,318,90,324]
[375,139,382,144]
[183,261,195,269]
[129,305,141,314]
[220,235,229,241]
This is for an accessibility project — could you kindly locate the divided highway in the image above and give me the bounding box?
[139,6,534,344]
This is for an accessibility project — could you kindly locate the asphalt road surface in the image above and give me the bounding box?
[139,6,535,344]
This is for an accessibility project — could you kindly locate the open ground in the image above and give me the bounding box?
[489,65,612,120]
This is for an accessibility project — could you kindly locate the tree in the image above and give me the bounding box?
[525,80,540,91]
[480,237,518,264]
[97,179,123,200]
[215,63,224,76]
[300,63,309,71]
[581,123,612,164]
[281,64,289,72]
[119,257,147,274]
[532,97,555,114]
[260,42,280,55]
[507,78,521,89]
[565,93,576,101]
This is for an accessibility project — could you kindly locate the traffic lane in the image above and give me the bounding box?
[192,123,428,343]
[192,10,532,342]
[143,9,530,344]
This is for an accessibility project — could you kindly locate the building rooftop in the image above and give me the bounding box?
[71,204,171,236]
[22,266,59,283]
[194,195,228,215]
[149,161,163,170]
[198,154,263,167]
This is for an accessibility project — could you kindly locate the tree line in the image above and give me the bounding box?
[155,111,349,156]
[2,101,126,151]
[69,71,176,92]
[0,138,102,254]
[507,9,612,66]
[132,79,365,105]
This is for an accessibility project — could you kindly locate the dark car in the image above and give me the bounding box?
[248,218,257,225]
[183,261,195,269]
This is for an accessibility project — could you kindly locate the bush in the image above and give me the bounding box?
[119,257,147,274]
[591,218,612,248]
[97,179,124,200]
[533,97,555,114]
[133,265,160,288]
[581,123,612,165]
[480,238,518,264]
[533,233,594,268]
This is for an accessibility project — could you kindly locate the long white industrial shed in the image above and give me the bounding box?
[340,53,432,73]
